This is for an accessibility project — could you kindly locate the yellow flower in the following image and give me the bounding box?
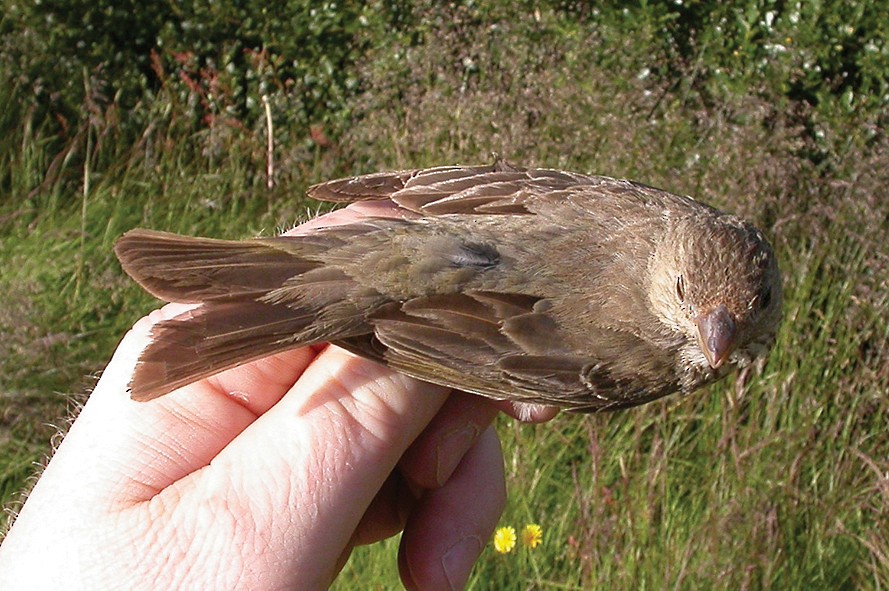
[493,526,517,554]
[521,524,544,549]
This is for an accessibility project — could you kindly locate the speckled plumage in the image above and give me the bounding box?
[115,162,782,411]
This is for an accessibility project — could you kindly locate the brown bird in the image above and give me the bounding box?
[114,161,782,411]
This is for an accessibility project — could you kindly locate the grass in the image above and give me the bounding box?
[2,3,887,589]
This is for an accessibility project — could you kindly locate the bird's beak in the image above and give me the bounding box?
[696,304,736,369]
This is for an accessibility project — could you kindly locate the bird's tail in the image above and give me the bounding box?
[114,229,369,401]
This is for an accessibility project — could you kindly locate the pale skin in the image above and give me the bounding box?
[0,203,557,591]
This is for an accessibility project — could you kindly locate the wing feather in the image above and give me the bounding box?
[133,301,362,400]
[330,290,674,411]
[307,160,613,216]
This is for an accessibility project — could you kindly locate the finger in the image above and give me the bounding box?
[399,392,501,489]
[495,400,561,423]
[289,200,417,235]
[351,394,556,550]
[65,303,318,502]
[399,427,505,591]
[329,468,417,581]
[350,470,418,547]
[343,392,501,546]
[188,347,450,590]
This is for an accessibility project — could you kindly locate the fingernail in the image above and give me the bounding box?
[436,424,480,486]
[442,535,483,591]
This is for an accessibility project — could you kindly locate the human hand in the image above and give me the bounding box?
[0,204,558,590]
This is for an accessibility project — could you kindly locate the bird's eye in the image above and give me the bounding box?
[676,275,686,303]
[759,287,772,309]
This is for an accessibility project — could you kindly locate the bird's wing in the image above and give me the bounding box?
[307,161,615,215]
[307,160,697,221]
[335,290,679,412]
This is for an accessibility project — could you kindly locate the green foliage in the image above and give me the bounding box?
[1,0,378,154]
[566,1,888,114]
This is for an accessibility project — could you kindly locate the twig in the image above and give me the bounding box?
[262,95,274,190]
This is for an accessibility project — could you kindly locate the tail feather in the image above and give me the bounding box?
[131,301,320,400]
[115,228,373,400]
[114,229,323,303]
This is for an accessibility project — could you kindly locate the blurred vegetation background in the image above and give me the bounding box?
[0,1,886,588]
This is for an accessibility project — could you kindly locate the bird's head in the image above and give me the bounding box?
[648,212,782,374]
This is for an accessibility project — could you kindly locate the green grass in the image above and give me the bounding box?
[2,3,887,589]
